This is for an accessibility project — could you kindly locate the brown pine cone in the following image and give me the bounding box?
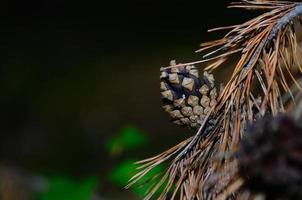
[160,60,218,129]
[238,115,302,200]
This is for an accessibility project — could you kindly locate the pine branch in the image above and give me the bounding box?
[128,1,302,199]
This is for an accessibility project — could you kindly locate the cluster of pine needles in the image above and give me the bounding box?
[127,1,302,199]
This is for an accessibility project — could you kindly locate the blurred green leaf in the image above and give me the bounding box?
[109,159,166,197]
[106,126,148,156]
[37,176,97,200]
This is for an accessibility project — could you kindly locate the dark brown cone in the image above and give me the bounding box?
[238,115,302,200]
[160,61,218,129]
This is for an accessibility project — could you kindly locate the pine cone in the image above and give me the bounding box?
[160,60,218,128]
[238,115,302,199]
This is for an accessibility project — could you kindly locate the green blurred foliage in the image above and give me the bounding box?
[105,125,171,197]
[37,176,97,200]
[109,159,166,197]
[106,126,148,156]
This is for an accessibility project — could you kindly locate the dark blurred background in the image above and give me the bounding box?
[0,1,253,199]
